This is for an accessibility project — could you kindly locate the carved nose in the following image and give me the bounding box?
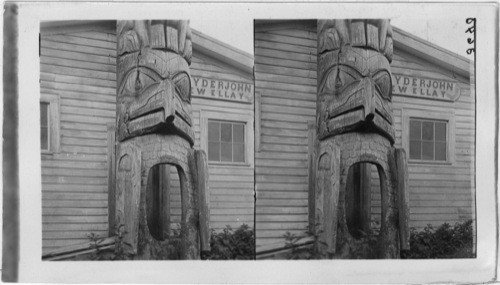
[362,78,375,121]
[159,80,176,122]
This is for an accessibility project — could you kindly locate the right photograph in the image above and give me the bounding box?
[254,19,475,259]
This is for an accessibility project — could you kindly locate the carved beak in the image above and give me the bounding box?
[127,78,192,127]
[127,80,175,122]
[122,78,194,145]
[362,78,376,121]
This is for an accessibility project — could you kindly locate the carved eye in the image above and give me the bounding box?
[373,70,392,100]
[320,66,359,94]
[172,72,191,102]
[121,68,161,96]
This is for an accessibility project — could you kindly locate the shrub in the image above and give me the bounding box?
[348,220,381,259]
[204,224,255,260]
[87,224,134,260]
[86,224,255,260]
[283,220,474,259]
[159,227,182,260]
[86,224,179,260]
[283,222,382,259]
[401,220,474,259]
[283,223,324,259]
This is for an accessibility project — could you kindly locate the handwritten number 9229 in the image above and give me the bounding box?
[465,18,475,55]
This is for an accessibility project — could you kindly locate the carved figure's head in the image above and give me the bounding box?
[117,20,194,144]
[317,19,395,143]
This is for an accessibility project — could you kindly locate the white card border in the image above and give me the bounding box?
[13,1,498,283]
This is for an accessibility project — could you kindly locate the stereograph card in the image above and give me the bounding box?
[2,1,498,283]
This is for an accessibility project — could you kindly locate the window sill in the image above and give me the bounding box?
[41,150,54,156]
[208,161,251,167]
[408,159,452,166]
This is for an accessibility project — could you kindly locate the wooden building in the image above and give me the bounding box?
[40,21,254,254]
[40,19,475,257]
[254,20,474,254]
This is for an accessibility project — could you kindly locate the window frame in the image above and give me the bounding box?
[402,108,455,165]
[40,94,60,154]
[40,102,51,152]
[207,120,246,164]
[200,109,254,167]
[409,118,448,162]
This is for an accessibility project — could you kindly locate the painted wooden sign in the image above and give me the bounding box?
[191,77,253,103]
[392,74,461,101]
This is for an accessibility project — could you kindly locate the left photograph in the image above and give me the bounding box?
[40,20,255,260]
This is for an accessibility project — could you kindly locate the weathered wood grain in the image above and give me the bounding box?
[115,142,141,254]
[395,148,410,250]
[194,150,210,251]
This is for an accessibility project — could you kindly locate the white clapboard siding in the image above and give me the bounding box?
[165,50,255,231]
[191,51,255,231]
[254,21,317,251]
[390,45,474,230]
[40,27,117,254]
[254,21,475,252]
[41,25,255,254]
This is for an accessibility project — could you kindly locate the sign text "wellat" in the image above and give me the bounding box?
[392,74,461,101]
[191,77,253,103]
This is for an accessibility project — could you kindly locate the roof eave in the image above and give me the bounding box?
[40,21,254,76]
[191,29,254,76]
[255,20,471,80]
[40,20,116,35]
[392,26,470,79]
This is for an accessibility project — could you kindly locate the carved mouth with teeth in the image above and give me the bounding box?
[317,48,395,143]
[117,51,195,145]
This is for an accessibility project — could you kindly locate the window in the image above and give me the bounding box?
[208,120,245,163]
[409,118,447,161]
[40,94,60,154]
[200,110,254,167]
[40,102,50,151]
[402,109,454,165]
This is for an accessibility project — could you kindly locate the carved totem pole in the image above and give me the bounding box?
[315,19,409,258]
[115,20,210,259]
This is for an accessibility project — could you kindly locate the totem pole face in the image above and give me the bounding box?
[317,19,395,143]
[117,20,194,144]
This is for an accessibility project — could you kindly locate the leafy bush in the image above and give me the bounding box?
[283,223,323,259]
[401,220,474,259]
[158,227,182,260]
[348,233,379,259]
[204,224,255,260]
[284,222,383,259]
[347,220,382,259]
[86,224,255,260]
[87,224,134,260]
[283,220,475,259]
[87,224,180,260]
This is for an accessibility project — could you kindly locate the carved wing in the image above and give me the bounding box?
[193,149,210,252]
[115,142,142,254]
[395,148,410,250]
[316,141,341,255]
